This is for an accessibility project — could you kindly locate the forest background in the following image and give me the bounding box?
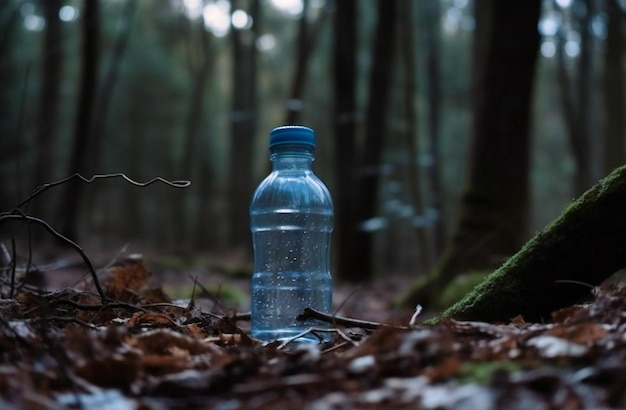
[1,0,625,305]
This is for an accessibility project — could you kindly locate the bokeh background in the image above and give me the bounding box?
[1,0,624,288]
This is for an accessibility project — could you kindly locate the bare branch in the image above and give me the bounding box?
[12,173,191,212]
[297,307,406,330]
[0,214,106,301]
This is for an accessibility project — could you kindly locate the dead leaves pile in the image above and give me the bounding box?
[1,260,626,409]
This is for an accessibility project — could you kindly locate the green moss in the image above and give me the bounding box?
[458,361,523,384]
[438,271,491,309]
[439,165,626,323]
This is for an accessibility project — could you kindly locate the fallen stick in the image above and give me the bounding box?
[296,307,406,330]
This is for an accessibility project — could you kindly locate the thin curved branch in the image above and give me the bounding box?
[0,214,106,301]
[12,173,191,212]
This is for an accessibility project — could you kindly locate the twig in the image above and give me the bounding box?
[49,298,147,313]
[187,274,229,315]
[321,341,350,354]
[10,238,17,298]
[0,242,10,265]
[277,327,325,348]
[276,326,361,349]
[0,314,32,348]
[297,307,406,330]
[0,214,106,300]
[555,279,595,289]
[409,304,423,327]
[231,311,251,321]
[333,286,361,316]
[13,173,191,212]
[39,316,98,330]
[69,243,129,288]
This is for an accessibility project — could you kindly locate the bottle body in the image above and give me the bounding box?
[250,142,333,342]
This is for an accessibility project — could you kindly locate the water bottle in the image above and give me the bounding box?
[250,125,333,343]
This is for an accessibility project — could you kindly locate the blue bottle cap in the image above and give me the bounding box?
[269,125,316,150]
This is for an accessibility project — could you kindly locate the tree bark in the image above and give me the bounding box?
[399,0,541,307]
[89,0,137,173]
[351,0,397,283]
[0,2,21,211]
[440,165,626,323]
[332,0,358,282]
[227,0,259,251]
[182,12,215,249]
[399,1,432,271]
[423,0,445,256]
[61,0,100,239]
[603,0,625,173]
[556,0,593,196]
[284,0,328,125]
[35,0,63,189]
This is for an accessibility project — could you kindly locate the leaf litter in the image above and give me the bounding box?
[1,255,626,409]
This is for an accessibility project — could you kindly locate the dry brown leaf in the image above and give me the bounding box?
[548,323,608,344]
[551,305,588,324]
[141,287,171,304]
[104,258,151,298]
[510,315,528,325]
[128,328,214,356]
[185,323,207,339]
[142,353,193,375]
[128,311,176,328]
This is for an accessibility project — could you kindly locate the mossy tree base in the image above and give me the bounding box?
[436,165,626,323]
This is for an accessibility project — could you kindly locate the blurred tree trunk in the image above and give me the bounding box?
[399,1,432,271]
[227,0,259,251]
[332,0,358,281]
[351,0,398,282]
[35,0,62,191]
[603,0,625,173]
[85,0,136,236]
[556,0,593,196]
[0,2,21,211]
[61,0,100,239]
[180,8,216,250]
[399,0,541,308]
[90,0,136,173]
[423,0,445,256]
[284,0,328,125]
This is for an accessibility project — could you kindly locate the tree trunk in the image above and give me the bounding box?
[227,0,259,251]
[284,0,328,125]
[61,0,100,240]
[332,0,358,282]
[556,0,593,196]
[398,0,432,271]
[399,0,541,308]
[440,165,626,323]
[35,0,63,189]
[351,0,397,283]
[89,0,137,173]
[181,14,215,250]
[85,0,136,236]
[423,0,445,256]
[0,2,21,211]
[603,0,625,173]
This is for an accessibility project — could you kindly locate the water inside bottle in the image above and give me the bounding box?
[250,210,332,342]
[251,271,332,342]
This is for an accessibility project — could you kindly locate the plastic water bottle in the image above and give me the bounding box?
[250,125,333,342]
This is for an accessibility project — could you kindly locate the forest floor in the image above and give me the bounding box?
[1,249,626,409]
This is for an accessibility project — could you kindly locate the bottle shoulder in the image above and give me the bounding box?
[251,171,333,212]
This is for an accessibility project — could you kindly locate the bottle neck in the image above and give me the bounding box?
[270,145,315,170]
